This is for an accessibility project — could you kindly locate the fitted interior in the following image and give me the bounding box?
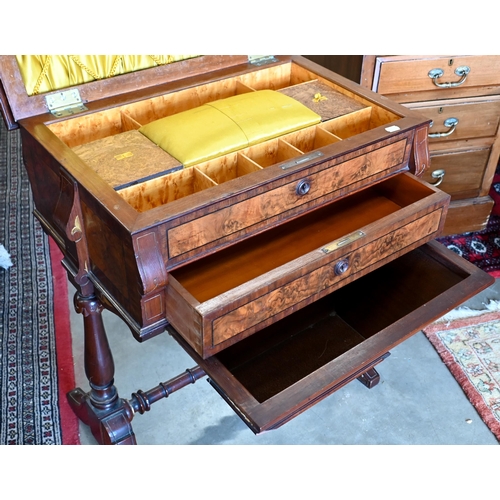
[46,61,401,210]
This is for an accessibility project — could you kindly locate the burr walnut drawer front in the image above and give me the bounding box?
[372,55,500,99]
[171,241,493,433]
[165,173,450,359]
[163,134,411,264]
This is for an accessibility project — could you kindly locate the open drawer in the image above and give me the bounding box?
[166,172,450,358]
[169,241,494,433]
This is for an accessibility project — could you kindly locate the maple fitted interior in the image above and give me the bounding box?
[46,61,401,212]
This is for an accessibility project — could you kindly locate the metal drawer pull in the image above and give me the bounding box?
[428,66,470,88]
[296,179,311,196]
[430,169,446,187]
[428,117,459,138]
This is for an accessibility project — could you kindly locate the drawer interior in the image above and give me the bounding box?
[214,247,464,403]
[45,61,401,211]
[170,173,438,303]
[176,242,493,432]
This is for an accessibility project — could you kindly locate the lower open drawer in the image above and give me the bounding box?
[169,241,494,433]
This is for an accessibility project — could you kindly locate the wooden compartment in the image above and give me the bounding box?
[171,241,493,433]
[239,138,303,168]
[166,173,450,358]
[118,166,217,211]
[282,125,341,152]
[43,61,405,214]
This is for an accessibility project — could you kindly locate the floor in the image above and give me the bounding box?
[69,272,500,446]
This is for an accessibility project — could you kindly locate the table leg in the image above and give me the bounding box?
[67,292,136,445]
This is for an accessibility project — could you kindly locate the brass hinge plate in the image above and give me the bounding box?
[45,89,88,117]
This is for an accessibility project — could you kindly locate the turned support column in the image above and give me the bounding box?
[67,292,136,445]
[75,293,120,409]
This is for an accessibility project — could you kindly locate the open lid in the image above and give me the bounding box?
[0,55,255,130]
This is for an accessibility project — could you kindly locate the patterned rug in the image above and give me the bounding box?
[437,163,500,277]
[0,119,80,445]
[423,303,500,441]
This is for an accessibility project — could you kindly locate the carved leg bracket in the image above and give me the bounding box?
[68,387,136,445]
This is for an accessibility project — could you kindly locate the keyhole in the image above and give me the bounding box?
[334,259,349,276]
[449,59,454,66]
[296,180,311,196]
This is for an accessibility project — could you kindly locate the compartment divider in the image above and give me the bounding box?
[235,153,264,174]
[320,107,373,139]
[235,81,257,94]
[120,110,142,131]
[278,138,304,157]
[193,167,219,190]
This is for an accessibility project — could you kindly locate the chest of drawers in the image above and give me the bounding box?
[360,55,500,236]
[0,54,493,443]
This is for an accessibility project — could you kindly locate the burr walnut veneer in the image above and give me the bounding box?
[0,55,493,444]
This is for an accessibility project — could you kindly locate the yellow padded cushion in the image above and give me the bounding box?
[140,104,249,168]
[139,90,321,167]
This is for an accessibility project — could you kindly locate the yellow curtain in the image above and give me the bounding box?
[16,55,199,95]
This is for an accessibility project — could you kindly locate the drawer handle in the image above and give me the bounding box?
[334,259,349,276]
[296,179,311,196]
[430,169,446,187]
[428,117,459,138]
[428,66,470,88]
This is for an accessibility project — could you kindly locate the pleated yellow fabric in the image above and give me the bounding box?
[15,55,198,95]
[139,90,321,167]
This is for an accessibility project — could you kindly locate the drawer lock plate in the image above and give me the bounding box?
[321,230,366,254]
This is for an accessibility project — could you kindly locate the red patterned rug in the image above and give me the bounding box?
[423,304,500,442]
[437,164,500,277]
[0,119,80,445]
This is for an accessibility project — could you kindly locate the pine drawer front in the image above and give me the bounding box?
[441,197,495,236]
[408,97,500,143]
[170,241,494,433]
[425,145,492,199]
[372,55,500,101]
[165,173,449,358]
[164,134,411,263]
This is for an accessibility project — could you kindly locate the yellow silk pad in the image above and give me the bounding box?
[139,104,249,167]
[139,90,321,167]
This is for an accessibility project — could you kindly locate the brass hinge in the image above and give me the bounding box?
[45,89,88,117]
[248,55,278,66]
